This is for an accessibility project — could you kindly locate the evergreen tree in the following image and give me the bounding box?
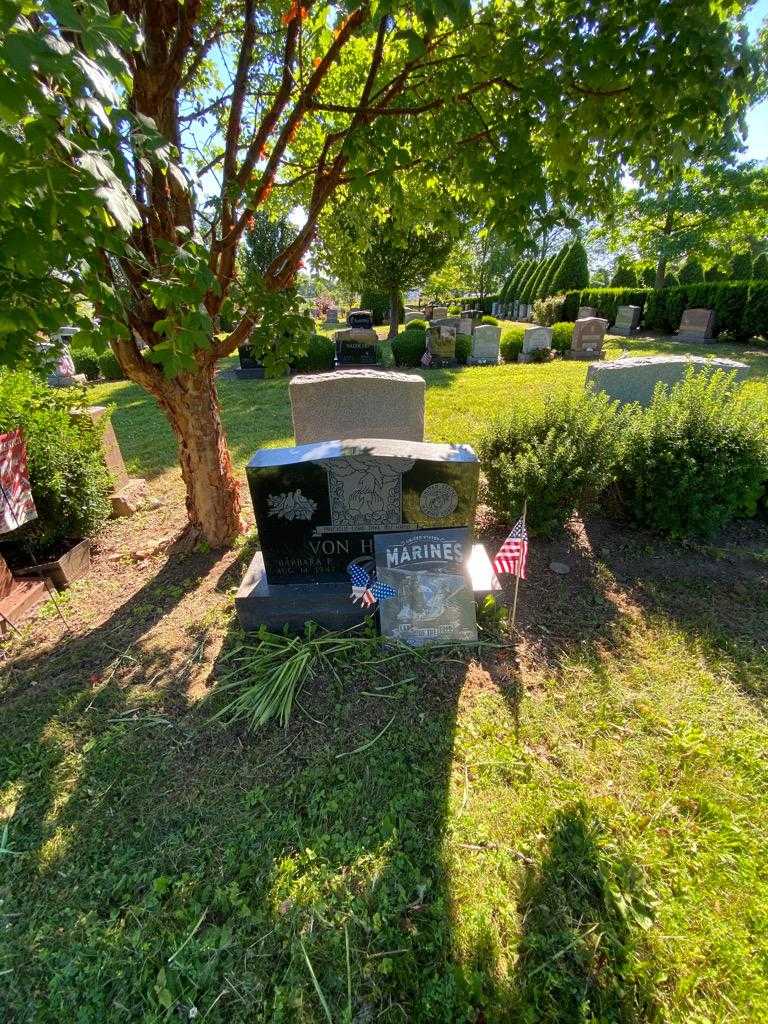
[679,257,704,283]
[704,265,727,281]
[504,260,530,299]
[537,246,567,298]
[524,259,549,302]
[729,251,753,280]
[518,260,541,302]
[641,266,656,287]
[551,241,589,292]
[611,257,638,287]
[752,252,768,280]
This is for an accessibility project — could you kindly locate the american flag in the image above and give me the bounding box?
[348,565,397,607]
[492,516,528,577]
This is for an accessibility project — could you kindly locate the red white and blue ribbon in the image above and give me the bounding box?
[348,564,397,607]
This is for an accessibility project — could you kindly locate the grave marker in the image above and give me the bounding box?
[290,369,425,445]
[517,325,553,363]
[425,326,457,367]
[678,308,715,341]
[334,327,379,367]
[469,324,501,364]
[347,309,374,329]
[577,306,597,319]
[612,305,641,337]
[586,354,749,407]
[565,317,608,361]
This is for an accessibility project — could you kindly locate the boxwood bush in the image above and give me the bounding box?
[480,315,499,326]
[500,325,525,362]
[617,370,768,538]
[479,391,624,536]
[404,318,429,332]
[72,347,102,381]
[562,288,651,324]
[98,350,127,381]
[551,322,573,353]
[391,328,426,367]
[291,333,335,373]
[455,333,471,365]
[531,294,565,326]
[0,370,112,556]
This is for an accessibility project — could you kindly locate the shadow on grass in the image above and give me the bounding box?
[506,803,658,1022]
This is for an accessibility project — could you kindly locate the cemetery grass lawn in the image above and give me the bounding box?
[1,339,767,1021]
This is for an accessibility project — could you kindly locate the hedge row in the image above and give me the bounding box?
[559,281,768,339]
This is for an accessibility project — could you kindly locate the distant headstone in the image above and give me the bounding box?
[432,305,449,320]
[586,354,749,407]
[469,324,501,365]
[492,302,500,317]
[347,308,374,329]
[431,316,462,332]
[290,369,425,445]
[678,308,715,341]
[375,527,478,645]
[236,343,265,379]
[334,327,379,367]
[612,305,641,337]
[565,317,608,361]
[424,326,457,367]
[517,325,553,363]
[404,309,423,324]
[461,309,483,322]
[325,307,339,324]
[457,317,474,336]
[577,306,597,319]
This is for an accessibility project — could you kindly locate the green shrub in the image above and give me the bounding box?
[72,347,101,381]
[360,289,403,326]
[98,350,127,381]
[617,370,768,538]
[479,390,624,537]
[292,333,335,373]
[0,370,112,556]
[480,315,499,326]
[611,258,638,287]
[704,265,727,282]
[391,329,426,367]
[729,252,753,281]
[742,281,768,339]
[499,325,525,362]
[531,294,565,326]
[455,333,471,364]
[641,266,656,287]
[551,322,573,352]
[448,305,461,316]
[679,258,704,284]
[505,260,533,299]
[752,252,768,280]
[644,282,751,337]
[404,317,429,332]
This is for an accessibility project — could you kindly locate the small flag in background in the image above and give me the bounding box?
[492,516,528,578]
[348,564,397,607]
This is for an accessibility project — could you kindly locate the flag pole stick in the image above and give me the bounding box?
[509,498,527,634]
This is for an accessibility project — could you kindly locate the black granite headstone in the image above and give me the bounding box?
[346,309,374,329]
[246,438,479,584]
[236,344,265,379]
[335,338,379,366]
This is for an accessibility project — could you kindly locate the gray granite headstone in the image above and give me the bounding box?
[586,354,749,407]
[290,369,425,444]
[325,308,339,324]
[404,309,423,324]
[612,305,641,337]
[577,306,597,319]
[432,305,449,320]
[468,324,501,365]
[425,326,457,367]
[678,308,715,341]
[518,325,553,363]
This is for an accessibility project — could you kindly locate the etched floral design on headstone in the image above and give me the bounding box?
[319,454,415,530]
[267,489,318,521]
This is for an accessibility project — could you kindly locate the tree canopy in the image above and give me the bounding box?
[0,0,763,543]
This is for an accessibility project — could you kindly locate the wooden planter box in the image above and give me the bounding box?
[16,538,92,590]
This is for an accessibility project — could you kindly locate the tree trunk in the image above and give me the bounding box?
[388,286,399,339]
[158,364,243,547]
[654,256,667,290]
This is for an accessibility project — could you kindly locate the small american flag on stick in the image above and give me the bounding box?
[492,515,528,578]
[348,564,397,607]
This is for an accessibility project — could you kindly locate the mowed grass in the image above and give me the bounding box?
[2,334,768,1021]
[88,334,768,484]
[2,600,767,1021]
